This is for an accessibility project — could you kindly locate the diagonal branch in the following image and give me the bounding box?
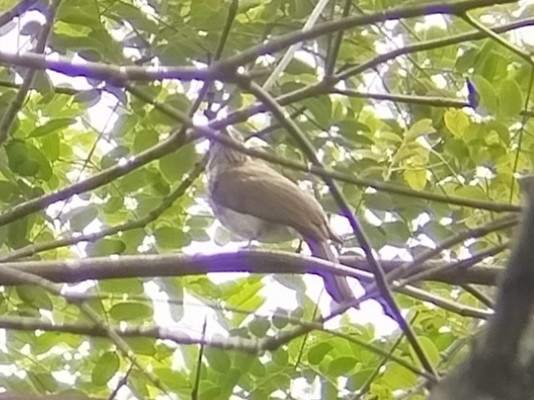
[0,0,39,29]
[0,0,61,146]
[213,0,517,74]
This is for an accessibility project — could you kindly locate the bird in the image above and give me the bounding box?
[206,126,354,304]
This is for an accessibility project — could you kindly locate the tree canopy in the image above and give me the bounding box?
[0,0,533,399]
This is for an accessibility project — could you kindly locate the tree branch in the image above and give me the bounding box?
[429,175,534,399]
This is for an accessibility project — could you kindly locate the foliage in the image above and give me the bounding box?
[0,0,532,399]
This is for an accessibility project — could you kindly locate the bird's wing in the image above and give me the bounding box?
[209,161,330,241]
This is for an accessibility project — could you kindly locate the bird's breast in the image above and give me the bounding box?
[208,199,297,243]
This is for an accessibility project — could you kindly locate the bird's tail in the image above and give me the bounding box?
[307,239,355,304]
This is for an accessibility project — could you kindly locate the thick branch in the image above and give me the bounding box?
[0,250,502,287]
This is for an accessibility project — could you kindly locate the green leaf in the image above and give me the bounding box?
[133,130,159,152]
[363,192,394,211]
[421,220,453,242]
[154,279,184,322]
[355,221,387,249]
[16,286,53,310]
[40,131,60,162]
[92,351,120,386]
[455,48,478,73]
[273,348,289,366]
[28,118,75,137]
[154,226,191,250]
[285,58,316,75]
[246,357,266,377]
[249,317,270,337]
[0,180,20,203]
[6,140,52,180]
[382,220,411,245]
[108,2,159,34]
[57,0,101,27]
[147,93,191,126]
[271,309,289,329]
[190,0,224,30]
[72,89,101,106]
[213,225,232,246]
[409,336,440,366]
[327,356,358,376]
[7,216,30,248]
[443,109,470,138]
[32,71,53,96]
[68,205,98,232]
[471,75,498,114]
[158,143,198,183]
[109,302,153,321]
[498,78,522,117]
[301,95,332,127]
[205,348,231,373]
[27,371,57,392]
[118,169,147,192]
[101,145,130,169]
[125,338,156,356]
[153,367,190,392]
[198,383,222,400]
[102,195,124,214]
[382,362,418,388]
[121,228,147,255]
[307,342,333,365]
[99,278,144,295]
[404,119,435,141]
[86,238,126,256]
[403,168,427,190]
[129,369,150,398]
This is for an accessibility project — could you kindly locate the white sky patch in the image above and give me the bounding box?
[414,212,431,229]
[476,165,496,180]
[440,217,453,228]
[431,74,448,89]
[420,14,449,30]
[290,376,321,400]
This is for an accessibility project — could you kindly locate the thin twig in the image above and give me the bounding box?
[191,317,208,400]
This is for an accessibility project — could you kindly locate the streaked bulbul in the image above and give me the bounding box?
[206,127,353,303]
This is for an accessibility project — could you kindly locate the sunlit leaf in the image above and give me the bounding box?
[109,302,153,321]
[92,352,120,386]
